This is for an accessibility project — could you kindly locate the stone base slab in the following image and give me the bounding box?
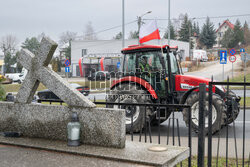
[0,136,189,167]
[0,102,125,148]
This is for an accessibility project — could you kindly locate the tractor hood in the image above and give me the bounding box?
[175,75,212,91]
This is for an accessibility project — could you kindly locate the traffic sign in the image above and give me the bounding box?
[117,62,121,68]
[229,48,236,56]
[65,59,70,67]
[65,67,70,73]
[220,50,227,64]
[229,55,236,63]
[240,48,245,53]
[241,53,250,62]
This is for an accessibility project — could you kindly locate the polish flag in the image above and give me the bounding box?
[139,20,160,44]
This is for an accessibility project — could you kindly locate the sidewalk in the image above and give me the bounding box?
[0,136,189,167]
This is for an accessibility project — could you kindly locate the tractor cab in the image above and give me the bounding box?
[120,44,180,100]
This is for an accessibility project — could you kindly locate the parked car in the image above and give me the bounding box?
[4,68,28,84]
[88,71,110,81]
[37,83,90,100]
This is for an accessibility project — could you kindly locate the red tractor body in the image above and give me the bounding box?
[109,44,240,133]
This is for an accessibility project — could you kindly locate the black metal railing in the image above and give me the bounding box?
[38,95,193,167]
[37,78,250,167]
[202,76,250,167]
[93,95,192,167]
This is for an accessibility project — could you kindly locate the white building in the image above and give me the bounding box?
[71,39,189,77]
[215,20,234,48]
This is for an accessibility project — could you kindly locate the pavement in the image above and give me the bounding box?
[0,137,189,167]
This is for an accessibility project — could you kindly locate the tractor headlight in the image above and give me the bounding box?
[216,85,226,92]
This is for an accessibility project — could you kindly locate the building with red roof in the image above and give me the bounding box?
[215,20,234,47]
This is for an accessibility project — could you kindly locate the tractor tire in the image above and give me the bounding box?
[108,83,152,133]
[150,110,171,126]
[226,90,240,125]
[182,92,226,134]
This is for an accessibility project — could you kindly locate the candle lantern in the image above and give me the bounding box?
[67,112,81,146]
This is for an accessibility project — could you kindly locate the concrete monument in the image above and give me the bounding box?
[0,37,125,148]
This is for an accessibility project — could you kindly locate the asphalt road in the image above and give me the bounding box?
[185,57,242,81]
[232,89,250,97]
[87,89,250,101]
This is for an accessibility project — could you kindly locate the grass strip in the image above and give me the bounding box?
[177,156,249,167]
[40,99,106,108]
[2,80,111,93]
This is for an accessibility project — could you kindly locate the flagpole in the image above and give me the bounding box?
[168,0,170,45]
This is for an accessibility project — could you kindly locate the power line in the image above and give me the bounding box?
[144,13,250,21]
[76,20,137,39]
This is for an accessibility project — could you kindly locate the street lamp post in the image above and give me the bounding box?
[122,0,125,48]
[189,18,195,60]
[137,11,152,44]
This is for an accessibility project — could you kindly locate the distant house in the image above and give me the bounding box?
[215,20,234,48]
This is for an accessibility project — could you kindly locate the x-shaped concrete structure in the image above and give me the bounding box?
[16,37,95,108]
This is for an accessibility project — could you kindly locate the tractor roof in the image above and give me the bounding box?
[121,44,178,54]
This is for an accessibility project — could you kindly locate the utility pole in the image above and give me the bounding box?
[137,16,142,45]
[189,25,191,60]
[168,0,170,45]
[122,0,125,48]
[189,18,195,60]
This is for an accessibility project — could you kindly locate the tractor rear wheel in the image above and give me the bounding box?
[182,92,226,134]
[108,83,152,133]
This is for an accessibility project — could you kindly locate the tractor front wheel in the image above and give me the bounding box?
[108,83,152,133]
[182,92,226,134]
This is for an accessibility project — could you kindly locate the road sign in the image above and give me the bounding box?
[65,67,70,73]
[241,53,250,62]
[240,48,245,53]
[65,59,70,67]
[220,50,227,64]
[117,62,121,68]
[229,48,236,56]
[229,55,236,63]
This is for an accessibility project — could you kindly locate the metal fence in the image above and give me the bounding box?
[38,78,250,167]
[204,77,250,167]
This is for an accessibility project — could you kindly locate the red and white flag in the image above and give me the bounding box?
[139,20,160,44]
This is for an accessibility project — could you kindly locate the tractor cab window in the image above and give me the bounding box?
[164,52,179,74]
[137,52,163,73]
[123,53,136,74]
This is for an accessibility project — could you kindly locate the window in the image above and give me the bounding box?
[164,52,179,74]
[82,49,87,56]
[123,53,136,74]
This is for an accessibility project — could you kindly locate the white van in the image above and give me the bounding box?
[19,68,28,83]
[193,50,208,62]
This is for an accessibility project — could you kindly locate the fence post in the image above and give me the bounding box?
[207,79,213,167]
[198,83,206,167]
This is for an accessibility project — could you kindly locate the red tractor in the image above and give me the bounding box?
[108,44,240,133]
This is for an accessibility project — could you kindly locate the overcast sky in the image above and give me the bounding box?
[1,0,250,46]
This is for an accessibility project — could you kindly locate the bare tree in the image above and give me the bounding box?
[83,21,97,40]
[59,31,78,46]
[0,34,18,55]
